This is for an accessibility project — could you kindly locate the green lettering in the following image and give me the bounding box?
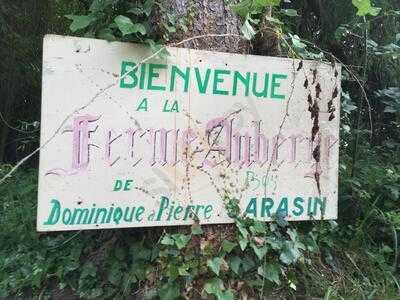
[148,63,167,91]
[184,205,195,220]
[245,197,257,217]
[292,197,304,217]
[156,196,169,221]
[139,63,146,89]
[170,65,190,92]
[44,199,61,225]
[94,208,107,224]
[71,208,89,225]
[233,71,250,96]
[120,61,138,88]
[174,205,184,220]
[271,73,287,100]
[135,206,145,221]
[195,68,211,94]
[276,197,288,217]
[261,197,274,218]
[62,208,72,225]
[204,205,213,219]
[136,98,148,111]
[252,73,269,98]
[213,69,230,95]
[313,197,326,216]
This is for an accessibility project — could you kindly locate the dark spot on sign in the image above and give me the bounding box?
[334,69,339,77]
[329,113,335,121]
[297,61,303,71]
[312,69,317,84]
[312,118,319,141]
[315,83,321,98]
[310,100,320,141]
[307,94,313,105]
[314,171,321,195]
[332,87,338,99]
[311,102,319,119]
[312,144,320,162]
[328,99,336,113]
[77,201,82,205]
[304,79,308,89]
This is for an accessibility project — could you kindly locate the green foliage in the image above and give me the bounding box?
[114,15,146,36]
[1,0,400,298]
[352,0,381,16]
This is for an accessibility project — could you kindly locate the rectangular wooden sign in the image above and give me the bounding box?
[37,34,341,231]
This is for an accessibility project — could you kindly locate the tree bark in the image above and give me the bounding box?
[154,0,250,54]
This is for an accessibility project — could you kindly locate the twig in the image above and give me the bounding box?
[0,110,40,134]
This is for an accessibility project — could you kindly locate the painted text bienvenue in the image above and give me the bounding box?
[120,61,288,99]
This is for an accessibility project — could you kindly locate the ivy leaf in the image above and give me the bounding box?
[241,18,256,40]
[231,0,252,17]
[241,255,255,271]
[158,282,180,300]
[172,234,191,249]
[207,257,225,275]
[89,0,114,13]
[281,9,298,17]
[204,278,234,300]
[191,223,203,235]
[257,263,281,284]
[161,234,174,246]
[128,0,154,16]
[250,221,266,234]
[97,28,116,41]
[290,34,307,50]
[114,15,146,36]
[228,256,242,275]
[266,236,283,250]
[218,290,234,300]
[352,0,381,16]
[236,221,249,239]
[222,240,237,253]
[145,39,169,58]
[254,0,281,7]
[204,277,224,295]
[251,244,268,260]
[178,265,190,276]
[65,15,96,32]
[279,241,302,265]
[287,228,298,242]
[239,238,248,251]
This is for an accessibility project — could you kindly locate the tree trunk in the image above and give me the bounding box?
[156,0,250,54]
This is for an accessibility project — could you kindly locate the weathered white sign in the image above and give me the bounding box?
[37,34,340,231]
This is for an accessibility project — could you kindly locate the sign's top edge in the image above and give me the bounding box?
[43,34,342,70]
